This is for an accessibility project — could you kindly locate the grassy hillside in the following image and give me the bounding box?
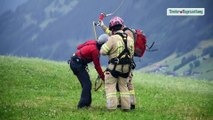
[141,39,213,80]
[0,56,213,120]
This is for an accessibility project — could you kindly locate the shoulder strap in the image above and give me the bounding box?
[123,27,137,42]
[123,27,130,32]
[109,32,133,76]
[115,32,130,59]
[123,27,134,32]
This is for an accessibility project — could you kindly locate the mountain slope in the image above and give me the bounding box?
[141,39,213,80]
[0,56,213,119]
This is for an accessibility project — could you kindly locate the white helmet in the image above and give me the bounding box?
[97,34,109,45]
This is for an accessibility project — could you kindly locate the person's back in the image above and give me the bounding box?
[75,40,99,63]
[101,32,134,73]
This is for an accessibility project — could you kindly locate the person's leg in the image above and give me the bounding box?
[105,71,117,110]
[76,68,92,108]
[116,83,121,108]
[118,77,130,111]
[70,62,91,108]
[127,73,136,109]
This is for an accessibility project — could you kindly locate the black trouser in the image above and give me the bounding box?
[70,60,91,108]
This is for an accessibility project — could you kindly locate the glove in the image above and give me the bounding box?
[99,13,106,21]
[98,20,105,27]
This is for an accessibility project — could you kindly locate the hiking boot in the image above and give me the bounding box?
[117,105,121,108]
[130,105,135,110]
[77,105,91,109]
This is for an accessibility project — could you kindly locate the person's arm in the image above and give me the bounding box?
[100,22,112,36]
[99,13,112,36]
[92,50,105,81]
[100,37,113,55]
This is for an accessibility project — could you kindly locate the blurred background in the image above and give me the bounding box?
[0,0,212,80]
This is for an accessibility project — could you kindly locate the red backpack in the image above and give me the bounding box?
[77,40,97,50]
[124,28,147,57]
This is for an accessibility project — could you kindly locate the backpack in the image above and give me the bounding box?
[123,28,147,57]
[77,40,97,50]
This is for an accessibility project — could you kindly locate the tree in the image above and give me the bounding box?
[193,60,200,68]
[189,63,193,69]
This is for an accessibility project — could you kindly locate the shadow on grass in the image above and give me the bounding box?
[70,105,143,113]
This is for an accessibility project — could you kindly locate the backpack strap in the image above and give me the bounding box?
[109,32,131,65]
[108,32,133,78]
[115,32,130,59]
[123,27,137,42]
[123,27,130,32]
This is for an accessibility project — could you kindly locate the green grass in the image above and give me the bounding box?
[0,56,213,120]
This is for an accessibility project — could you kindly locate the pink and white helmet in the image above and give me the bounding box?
[109,16,124,29]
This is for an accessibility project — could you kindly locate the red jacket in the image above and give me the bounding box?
[75,40,105,80]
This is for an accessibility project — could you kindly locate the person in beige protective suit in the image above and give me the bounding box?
[100,16,134,111]
[99,13,136,110]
